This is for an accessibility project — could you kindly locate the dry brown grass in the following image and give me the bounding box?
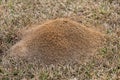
[0,0,120,80]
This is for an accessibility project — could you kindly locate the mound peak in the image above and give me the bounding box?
[9,18,105,65]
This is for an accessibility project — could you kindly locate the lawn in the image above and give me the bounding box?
[0,0,120,80]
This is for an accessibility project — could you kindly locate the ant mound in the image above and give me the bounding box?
[9,18,106,65]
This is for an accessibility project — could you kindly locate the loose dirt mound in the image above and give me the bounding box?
[9,18,106,65]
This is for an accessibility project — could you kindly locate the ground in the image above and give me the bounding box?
[0,0,120,80]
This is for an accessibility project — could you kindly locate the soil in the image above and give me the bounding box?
[9,18,106,65]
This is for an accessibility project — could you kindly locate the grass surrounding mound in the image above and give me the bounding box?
[0,0,120,80]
